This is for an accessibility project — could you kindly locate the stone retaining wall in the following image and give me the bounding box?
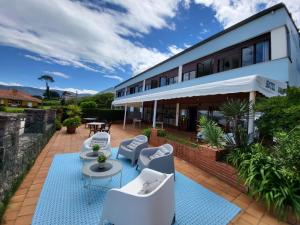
[0,109,56,204]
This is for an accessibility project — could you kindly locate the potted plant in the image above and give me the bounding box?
[92,144,100,156]
[63,116,81,134]
[97,152,107,168]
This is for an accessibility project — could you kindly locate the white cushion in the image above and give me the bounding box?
[149,148,169,160]
[127,139,143,150]
[90,137,107,148]
[138,179,161,195]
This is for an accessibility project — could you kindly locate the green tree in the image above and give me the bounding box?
[38,75,55,99]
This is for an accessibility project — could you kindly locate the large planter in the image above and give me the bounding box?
[66,126,77,134]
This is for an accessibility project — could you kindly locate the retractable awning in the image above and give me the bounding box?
[112,75,287,105]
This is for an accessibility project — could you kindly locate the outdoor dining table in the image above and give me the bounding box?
[83,117,97,128]
[87,122,105,136]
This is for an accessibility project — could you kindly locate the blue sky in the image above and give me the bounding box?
[0,0,298,94]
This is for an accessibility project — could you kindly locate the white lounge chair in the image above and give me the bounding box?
[81,132,111,152]
[100,168,175,225]
[116,135,148,166]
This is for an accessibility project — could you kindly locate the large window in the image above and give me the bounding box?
[167,76,178,85]
[218,53,240,72]
[145,84,151,90]
[242,46,254,66]
[159,77,167,87]
[256,41,269,63]
[151,80,158,89]
[197,59,213,77]
[183,70,196,81]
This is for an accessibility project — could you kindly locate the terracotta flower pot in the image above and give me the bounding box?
[66,126,76,134]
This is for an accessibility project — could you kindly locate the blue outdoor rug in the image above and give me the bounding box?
[32,148,240,225]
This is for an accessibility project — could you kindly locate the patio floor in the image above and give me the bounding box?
[2,124,290,225]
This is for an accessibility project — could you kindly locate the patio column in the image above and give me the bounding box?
[123,104,127,129]
[142,80,146,91]
[248,91,256,135]
[152,100,157,128]
[140,102,143,119]
[178,65,183,83]
[175,103,180,127]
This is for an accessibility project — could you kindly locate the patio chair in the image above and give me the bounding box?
[116,135,148,166]
[102,122,112,133]
[137,144,175,176]
[81,132,111,152]
[100,168,175,225]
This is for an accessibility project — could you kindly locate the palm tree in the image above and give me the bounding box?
[38,75,54,99]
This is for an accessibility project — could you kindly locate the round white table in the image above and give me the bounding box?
[80,150,112,161]
[82,160,123,204]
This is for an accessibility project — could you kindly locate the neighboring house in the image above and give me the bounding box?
[112,3,300,134]
[0,89,42,107]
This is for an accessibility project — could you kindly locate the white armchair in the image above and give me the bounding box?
[81,132,111,152]
[100,168,175,225]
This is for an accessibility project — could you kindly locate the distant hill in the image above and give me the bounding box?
[0,85,91,97]
[98,87,114,94]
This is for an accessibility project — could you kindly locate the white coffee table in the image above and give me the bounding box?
[82,160,123,204]
[80,150,111,161]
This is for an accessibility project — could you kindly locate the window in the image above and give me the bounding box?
[218,53,240,72]
[145,84,151,90]
[183,71,196,81]
[197,59,213,77]
[256,41,269,63]
[151,80,158,89]
[138,86,143,92]
[159,77,167,87]
[167,76,178,85]
[129,87,135,94]
[242,46,254,66]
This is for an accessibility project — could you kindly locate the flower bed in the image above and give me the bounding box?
[149,128,245,192]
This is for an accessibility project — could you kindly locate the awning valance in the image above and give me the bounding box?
[112,75,287,105]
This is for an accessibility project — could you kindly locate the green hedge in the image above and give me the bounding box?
[81,108,124,121]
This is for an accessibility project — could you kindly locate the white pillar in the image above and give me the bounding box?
[142,80,146,91]
[248,91,256,135]
[178,65,183,83]
[175,103,180,126]
[140,102,143,119]
[152,100,157,128]
[123,104,127,130]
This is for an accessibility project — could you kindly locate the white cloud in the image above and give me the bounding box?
[43,71,69,79]
[0,0,187,75]
[103,75,124,82]
[168,45,185,55]
[52,86,98,95]
[193,0,300,28]
[0,81,23,86]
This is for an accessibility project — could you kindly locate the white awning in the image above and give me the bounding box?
[112,75,287,105]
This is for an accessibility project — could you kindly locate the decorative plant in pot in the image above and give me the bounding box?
[97,152,107,168]
[92,144,100,156]
[63,116,81,134]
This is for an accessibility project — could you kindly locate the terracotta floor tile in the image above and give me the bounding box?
[14,215,33,225]
[22,197,39,206]
[18,204,36,216]
[10,194,26,203]
[3,210,18,221]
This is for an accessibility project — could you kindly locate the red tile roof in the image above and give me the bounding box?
[0,89,42,103]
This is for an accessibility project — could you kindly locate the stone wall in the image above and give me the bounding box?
[0,109,56,203]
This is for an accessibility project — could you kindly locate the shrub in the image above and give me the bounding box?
[42,99,61,106]
[165,133,198,148]
[157,129,166,137]
[80,101,97,109]
[0,105,5,112]
[55,118,62,130]
[142,128,151,139]
[228,128,300,219]
[199,116,225,149]
[66,105,81,117]
[255,87,300,137]
[63,116,81,128]
[81,108,124,121]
